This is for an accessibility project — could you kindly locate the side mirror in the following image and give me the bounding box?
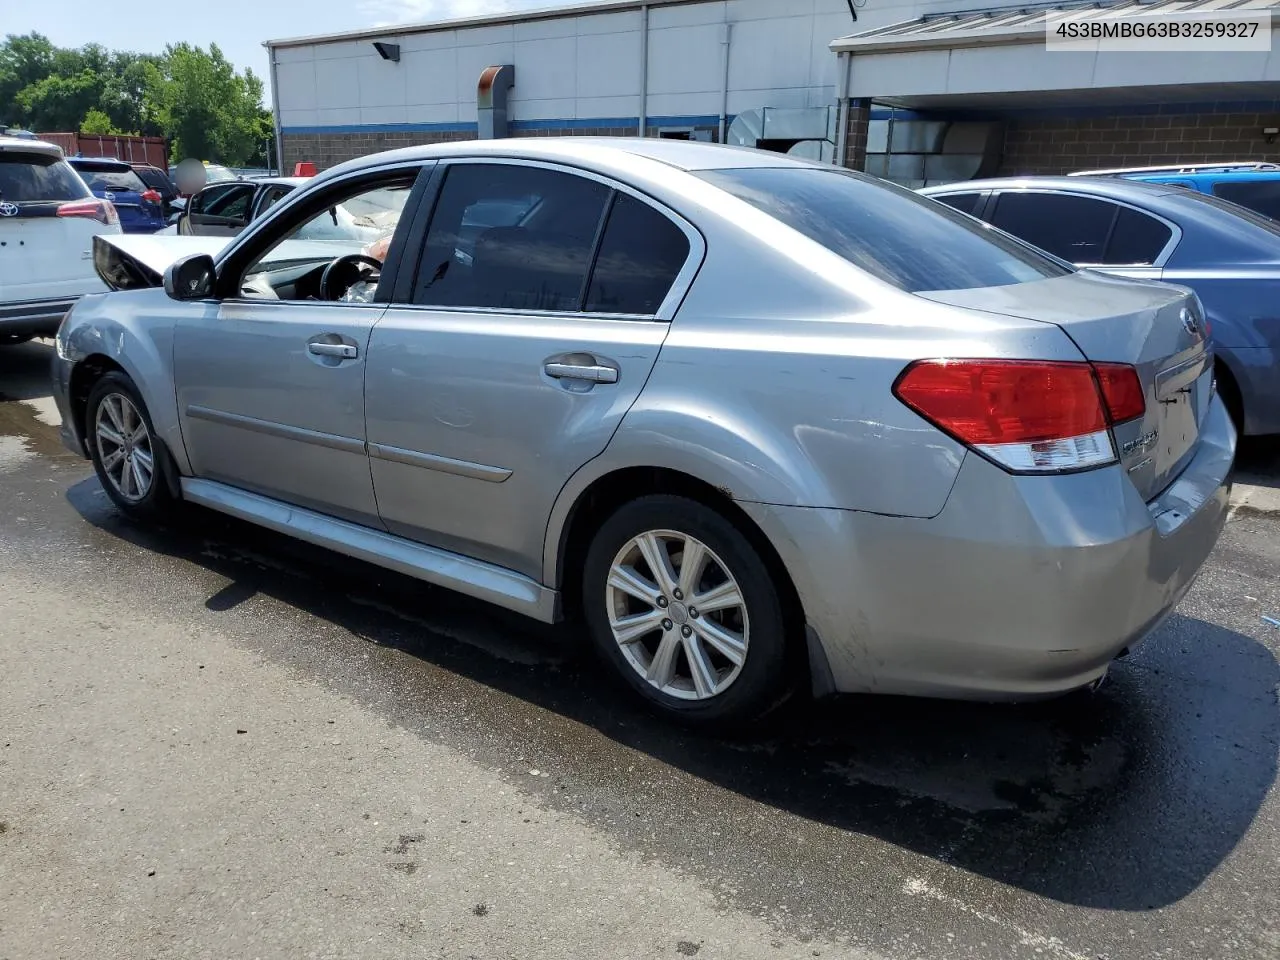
[164,254,216,301]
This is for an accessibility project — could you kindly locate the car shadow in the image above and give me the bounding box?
[68,476,1279,913]
[1235,436,1280,489]
[0,338,56,403]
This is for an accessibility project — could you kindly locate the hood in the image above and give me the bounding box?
[93,234,231,290]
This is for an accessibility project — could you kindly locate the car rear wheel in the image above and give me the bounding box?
[86,372,178,521]
[581,495,794,728]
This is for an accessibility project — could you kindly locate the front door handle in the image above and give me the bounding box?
[544,361,618,384]
[308,341,358,359]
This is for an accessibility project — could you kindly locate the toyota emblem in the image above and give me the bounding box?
[0,201,18,217]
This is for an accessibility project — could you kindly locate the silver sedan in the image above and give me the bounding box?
[51,138,1235,727]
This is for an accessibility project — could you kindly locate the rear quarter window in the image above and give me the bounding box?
[0,153,91,203]
[698,167,1068,293]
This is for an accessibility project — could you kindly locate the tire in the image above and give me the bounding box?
[1215,361,1245,436]
[581,494,795,728]
[85,371,179,522]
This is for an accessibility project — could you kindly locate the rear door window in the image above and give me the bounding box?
[988,192,1117,263]
[698,167,1067,292]
[584,193,690,315]
[413,163,610,312]
[1211,179,1280,220]
[0,153,90,202]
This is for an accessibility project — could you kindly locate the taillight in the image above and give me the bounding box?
[893,359,1145,473]
[57,198,119,226]
[1091,362,1144,424]
[141,188,163,204]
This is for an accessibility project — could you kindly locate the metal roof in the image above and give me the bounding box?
[832,0,1280,53]
[267,0,709,50]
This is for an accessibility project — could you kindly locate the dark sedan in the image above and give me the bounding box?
[920,176,1280,437]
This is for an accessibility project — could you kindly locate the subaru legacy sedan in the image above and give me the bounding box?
[52,139,1234,727]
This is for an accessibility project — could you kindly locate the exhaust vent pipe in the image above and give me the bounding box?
[478,64,515,140]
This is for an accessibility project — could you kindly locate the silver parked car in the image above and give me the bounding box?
[52,139,1234,726]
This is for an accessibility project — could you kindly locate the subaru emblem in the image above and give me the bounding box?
[1180,307,1200,338]
[0,200,17,217]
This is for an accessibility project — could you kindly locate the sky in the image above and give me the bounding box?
[6,0,607,95]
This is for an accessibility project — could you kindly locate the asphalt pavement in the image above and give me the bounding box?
[1,339,1277,960]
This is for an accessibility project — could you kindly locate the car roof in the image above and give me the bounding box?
[0,136,64,158]
[920,175,1187,200]
[320,136,827,182]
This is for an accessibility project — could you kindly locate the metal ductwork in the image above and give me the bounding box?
[478,64,515,140]
[865,119,1005,187]
[728,106,836,162]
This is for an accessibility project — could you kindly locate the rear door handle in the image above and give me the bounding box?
[308,341,358,359]
[543,361,618,384]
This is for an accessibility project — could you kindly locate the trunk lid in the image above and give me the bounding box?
[919,270,1211,502]
[0,201,103,293]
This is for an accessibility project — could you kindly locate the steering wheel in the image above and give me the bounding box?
[319,253,383,301]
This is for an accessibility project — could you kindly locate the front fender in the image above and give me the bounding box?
[58,289,190,475]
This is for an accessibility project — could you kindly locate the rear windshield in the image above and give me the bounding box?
[1210,179,1280,220]
[0,153,91,203]
[73,164,147,193]
[1172,189,1280,239]
[697,167,1071,293]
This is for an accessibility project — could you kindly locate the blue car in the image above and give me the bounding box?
[1068,163,1280,222]
[920,176,1280,437]
[67,157,167,234]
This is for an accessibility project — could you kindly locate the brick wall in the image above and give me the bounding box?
[842,98,871,170]
[999,104,1280,175]
[281,131,475,173]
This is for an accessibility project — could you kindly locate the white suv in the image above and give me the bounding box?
[0,137,122,345]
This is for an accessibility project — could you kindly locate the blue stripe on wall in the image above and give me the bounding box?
[281,114,731,136]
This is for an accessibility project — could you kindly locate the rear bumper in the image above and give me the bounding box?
[0,297,77,337]
[742,396,1236,699]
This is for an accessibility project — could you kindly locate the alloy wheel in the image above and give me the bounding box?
[95,392,154,502]
[605,529,750,700]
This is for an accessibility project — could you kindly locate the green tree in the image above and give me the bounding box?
[146,42,269,166]
[0,33,56,126]
[16,68,104,131]
[80,108,117,135]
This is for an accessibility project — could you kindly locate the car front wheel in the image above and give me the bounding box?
[86,371,178,521]
[582,495,794,728]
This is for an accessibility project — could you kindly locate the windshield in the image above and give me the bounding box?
[204,164,236,183]
[698,166,1071,293]
[1172,188,1280,237]
[247,184,413,275]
